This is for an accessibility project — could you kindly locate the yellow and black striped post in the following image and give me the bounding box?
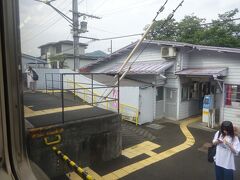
[52,146,94,180]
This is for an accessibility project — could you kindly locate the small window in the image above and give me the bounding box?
[166,88,177,102]
[181,82,199,101]
[182,86,188,101]
[156,86,164,101]
[56,44,62,53]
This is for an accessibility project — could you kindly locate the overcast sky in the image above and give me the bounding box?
[19,0,240,56]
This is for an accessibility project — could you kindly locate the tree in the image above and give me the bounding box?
[145,9,240,48]
[49,54,68,69]
[176,15,205,44]
[201,9,240,47]
[145,19,178,41]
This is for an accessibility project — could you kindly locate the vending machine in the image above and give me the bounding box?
[202,95,215,128]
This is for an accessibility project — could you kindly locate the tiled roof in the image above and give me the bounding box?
[105,61,174,75]
[175,67,228,77]
[81,40,240,71]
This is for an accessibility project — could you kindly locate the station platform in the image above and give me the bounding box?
[23,91,122,179]
[24,91,115,127]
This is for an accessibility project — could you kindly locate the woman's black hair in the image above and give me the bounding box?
[220,121,234,139]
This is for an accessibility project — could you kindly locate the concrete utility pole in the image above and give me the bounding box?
[72,0,80,71]
[36,0,100,71]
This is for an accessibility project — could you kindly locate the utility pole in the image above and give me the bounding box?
[36,0,100,71]
[72,0,80,71]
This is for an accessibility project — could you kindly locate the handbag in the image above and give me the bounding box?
[208,131,221,163]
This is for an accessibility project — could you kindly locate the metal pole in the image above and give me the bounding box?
[45,73,48,93]
[74,74,76,100]
[61,74,65,124]
[52,73,54,95]
[117,74,120,114]
[73,0,80,71]
[91,74,93,106]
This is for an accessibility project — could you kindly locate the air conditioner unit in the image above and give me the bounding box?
[161,47,177,58]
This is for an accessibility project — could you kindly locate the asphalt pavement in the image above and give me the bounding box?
[91,119,240,180]
[23,92,240,180]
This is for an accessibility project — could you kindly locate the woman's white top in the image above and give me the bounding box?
[25,69,35,82]
[213,131,240,170]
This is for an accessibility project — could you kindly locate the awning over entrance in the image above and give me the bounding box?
[175,67,228,77]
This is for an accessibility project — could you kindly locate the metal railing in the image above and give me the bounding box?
[44,72,120,124]
[65,77,139,125]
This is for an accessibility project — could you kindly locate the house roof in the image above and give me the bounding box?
[144,40,240,54]
[81,40,240,71]
[175,67,228,77]
[105,61,174,75]
[54,53,99,60]
[22,53,48,64]
[38,40,88,48]
[83,74,150,86]
[85,50,107,58]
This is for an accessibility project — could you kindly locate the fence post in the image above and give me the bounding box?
[45,73,47,93]
[117,73,120,114]
[52,73,54,94]
[91,74,93,106]
[61,74,64,124]
[74,74,76,100]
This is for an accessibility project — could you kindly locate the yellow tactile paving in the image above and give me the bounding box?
[24,105,93,118]
[67,167,103,180]
[62,117,200,180]
[101,116,201,180]
[122,141,160,158]
[84,167,103,180]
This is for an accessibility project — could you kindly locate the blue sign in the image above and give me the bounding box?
[203,95,214,109]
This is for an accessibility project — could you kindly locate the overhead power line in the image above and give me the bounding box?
[201,17,240,26]
[22,13,70,44]
[22,0,72,41]
[98,33,143,41]
[98,0,173,102]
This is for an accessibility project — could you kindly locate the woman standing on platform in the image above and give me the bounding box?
[212,121,240,180]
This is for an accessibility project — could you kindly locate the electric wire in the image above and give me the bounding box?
[22,1,72,43]
[98,0,160,17]
[22,0,71,33]
[97,0,171,102]
[22,12,71,44]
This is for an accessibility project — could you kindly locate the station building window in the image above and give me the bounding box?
[225,84,240,108]
[181,82,199,101]
[156,86,164,101]
[166,88,177,102]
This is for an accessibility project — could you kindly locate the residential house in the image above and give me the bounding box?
[39,40,98,70]
[81,40,240,127]
[22,53,49,72]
